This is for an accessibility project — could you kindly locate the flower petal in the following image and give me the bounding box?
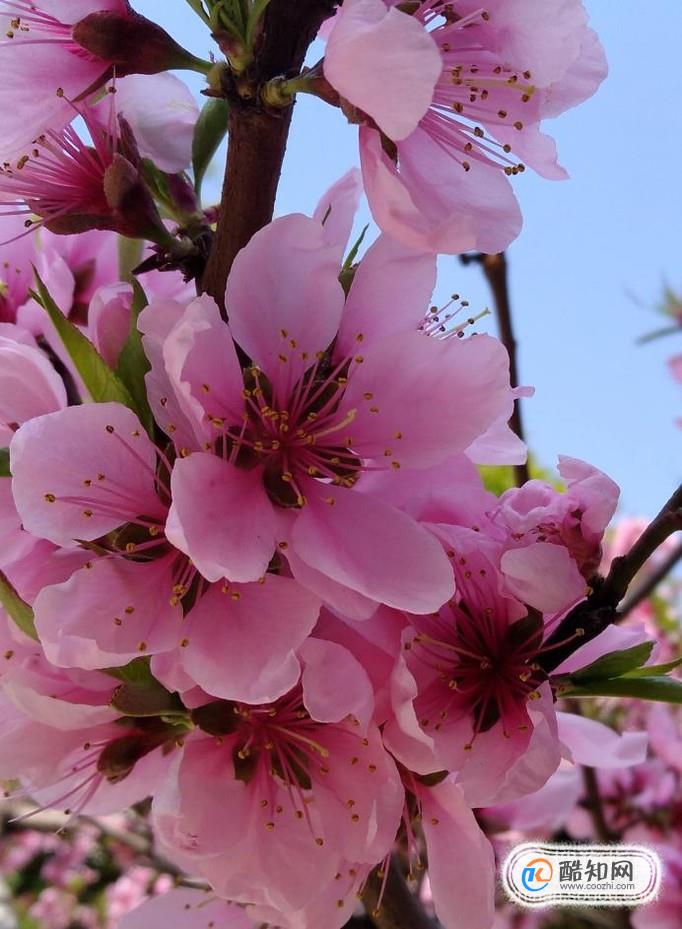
[10,403,165,547]
[177,576,320,704]
[335,234,436,356]
[34,555,182,670]
[292,484,454,613]
[324,0,441,141]
[225,214,344,394]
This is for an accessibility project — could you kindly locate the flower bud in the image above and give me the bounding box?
[73,9,205,76]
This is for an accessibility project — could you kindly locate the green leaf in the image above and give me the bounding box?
[0,570,38,641]
[192,98,229,197]
[114,279,153,435]
[118,236,144,283]
[32,270,136,410]
[111,678,186,718]
[0,448,9,477]
[342,224,369,271]
[562,676,682,704]
[568,642,655,683]
[103,656,156,685]
[622,657,682,678]
[245,0,272,45]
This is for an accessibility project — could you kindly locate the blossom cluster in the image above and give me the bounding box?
[0,3,674,929]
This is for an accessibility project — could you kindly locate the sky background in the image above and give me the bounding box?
[137,0,682,518]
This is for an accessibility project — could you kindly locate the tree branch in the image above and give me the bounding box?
[538,483,682,673]
[201,0,336,310]
[619,538,682,619]
[361,857,437,929]
[462,251,529,486]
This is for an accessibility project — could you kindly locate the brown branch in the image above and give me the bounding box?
[619,538,682,618]
[361,857,437,929]
[599,482,682,610]
[462,251,529,486]
[580,766,617,843]
[201,0,337,310]
[538,482,682,674]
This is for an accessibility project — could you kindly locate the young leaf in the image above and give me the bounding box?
[192,98,229,197]
[622,657,682,678]
[32,270,135,410]
[0,570,38,641]
[103,656,156,685]
[115,279,154,435]
[245,0,273,45]
[0,448,9,477]
[567,642,655,683]
[562,675,682,704]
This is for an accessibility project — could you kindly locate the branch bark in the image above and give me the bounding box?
[538,482,682,673]
[619,538,682,618]
[463,251,529,486]
[201,0,336,309]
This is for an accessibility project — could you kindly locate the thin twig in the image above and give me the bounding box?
[539,482,682,673]
[462,251,529,486]
[619,538,682,618]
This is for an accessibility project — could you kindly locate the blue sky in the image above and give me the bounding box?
[137,0,682,518]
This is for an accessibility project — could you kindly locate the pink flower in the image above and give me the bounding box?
[0,659,175,816]
[0,0,129,164]
[0,2,199,166]
[495,456,620,584]
[144,211,515,614]
[10,402,320,702]
[153,644,403,914]
[324,0,606,254]
[383,536,563,806]
[0,90,167,242]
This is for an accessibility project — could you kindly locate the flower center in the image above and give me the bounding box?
[209,358,365,509]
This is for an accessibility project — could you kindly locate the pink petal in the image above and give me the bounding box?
[324,0,441,141]
[177,576,320,704]
[87,282,133,368]
[541,28,608,118]
[0,480,38,568]
[162,295,245,445]
[166,453,277,583]
[501,542,587,613]
[225,214,344,394]
[292,484,454,613]
[418,781,496,929]
[558,455,620,538]
[0,336,67,433]
[118,889,253,929]
[299,637,374,730]
[97,73,199,174]
[33,555,183,670]
[138,298,201,449]
[312,168,362,254]
[283,533,377,620]
[10,403,165,547]
[343,331,513,467]
[335,234,436,356]
[360,126,523,255]
[556,713,648,769]
[554,622,650,676]
[457,684,561,807]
